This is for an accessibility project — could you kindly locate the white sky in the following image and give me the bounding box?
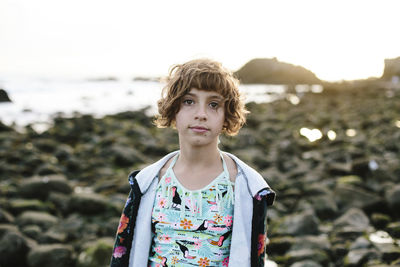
[1,0,399,81]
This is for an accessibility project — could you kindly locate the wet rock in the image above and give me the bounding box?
[285,248,330,265]
[289,260,323,267]
[19,174,73,200]
[17,211,58,231]
[375,243,400,262]
[334,184,382,212]
[371,213,391,229]
[8,198,53,215]
[109,145,145,167]
[268,236,296,255]
[68,193,109,215]
[275,210,320,236]
[0,230,29,267]
[385,184,400,217]
[344,248,380,266]
[350,236,372,250]
[27,244,75,267]
[290,235,331,252]
[386,222,400,239]
[21,225,42,240]
[77,237,114,267]
[308,195,338,220]
[334,208,370,231]
[0,120,13,132]
[0,208,14,223]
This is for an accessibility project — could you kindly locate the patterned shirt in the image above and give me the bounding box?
[148,152,235,267]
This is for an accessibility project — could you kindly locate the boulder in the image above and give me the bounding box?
[27,244,75,267]
[17,211,58,231]
[0,231,29,267]
[333,208,371,238]
[344,249,380,266]
[0,88,12,102]
[385,184,400,217]
[8,198,53,214]
[334,184,382,212]
[0,208,14,223]
[68,193,109,215]
[77,237,114,267]
[289,260,323,267]
[275,210,320,236]
[235,58,321,84]
[18,175,73,200]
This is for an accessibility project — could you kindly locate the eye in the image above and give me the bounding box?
[183,99,194,105]
[209,101,219,109]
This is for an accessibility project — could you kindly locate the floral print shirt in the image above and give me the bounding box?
[148,153,234,267]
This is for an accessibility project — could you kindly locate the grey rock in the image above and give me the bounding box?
[17,211,58,231]
[0,231,29,267]
[276,210,320,236]
[334,208,370,232]
[8,198,53,214]
[68,193,109,215]
[350,236,372,250]
[386,222,400,238]
[27,244,75,267]
[77,237,114,267]
[0,208,14,223]
[308,195,338,220]
[290,260,323,267]
[344,248,379,266]
[21,225,42,240]
[19,174,73,200]
[334,184,382,212]
[385,184,400,216]
[286,248,330,265]
[290,235,331,252]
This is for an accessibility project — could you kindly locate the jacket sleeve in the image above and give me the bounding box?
[251,187,275,267]
[110,170,142,267]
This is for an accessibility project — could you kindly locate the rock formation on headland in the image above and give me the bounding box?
[235,58,321,84]
[381,56,400,81]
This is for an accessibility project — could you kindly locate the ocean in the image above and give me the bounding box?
[0,75,322,132]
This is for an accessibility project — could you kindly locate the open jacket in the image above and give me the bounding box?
[110,151,275,267]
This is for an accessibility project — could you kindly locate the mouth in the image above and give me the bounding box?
[189,126,209,133]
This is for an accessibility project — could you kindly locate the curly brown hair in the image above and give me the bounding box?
[154,58,249,136]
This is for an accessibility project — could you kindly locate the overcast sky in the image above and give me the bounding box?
[1,0,399,81]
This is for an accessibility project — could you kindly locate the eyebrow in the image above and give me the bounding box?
[185,92,225,101]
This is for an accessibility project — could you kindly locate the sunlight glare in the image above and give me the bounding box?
[327,130,337,140]
[300,128,323,142]
[346,129,357,137]
[286,94,300,105]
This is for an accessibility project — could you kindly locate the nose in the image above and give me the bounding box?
[194,105,207,121]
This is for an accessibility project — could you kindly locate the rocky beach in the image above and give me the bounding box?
[1,77,400,267]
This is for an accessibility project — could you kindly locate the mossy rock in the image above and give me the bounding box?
[77,237,114,267]
[337,175,363,186]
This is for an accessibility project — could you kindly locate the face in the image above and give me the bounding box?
[175,88,225,148]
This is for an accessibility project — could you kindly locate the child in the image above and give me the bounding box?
[110,58,275,267]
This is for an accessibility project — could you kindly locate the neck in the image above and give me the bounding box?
[177,143,221,169]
